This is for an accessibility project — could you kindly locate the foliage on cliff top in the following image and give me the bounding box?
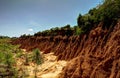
[20,0,120,37]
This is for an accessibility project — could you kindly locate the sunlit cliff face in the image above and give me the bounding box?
[12,21,120,78]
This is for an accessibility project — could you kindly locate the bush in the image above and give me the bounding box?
[74,26,83,35]
[0,38,20,77]
[32,48,43,65]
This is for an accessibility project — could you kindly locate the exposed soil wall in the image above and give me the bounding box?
[12,21,120,78]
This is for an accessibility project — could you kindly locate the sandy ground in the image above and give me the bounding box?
[16,51,67,78]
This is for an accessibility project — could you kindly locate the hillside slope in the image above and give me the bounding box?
[12,21,120,78]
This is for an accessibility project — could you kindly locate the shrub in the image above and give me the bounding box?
[74,26,84,35]
[32,48,43,65]
[0,38,19,77]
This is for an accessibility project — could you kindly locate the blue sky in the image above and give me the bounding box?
[0,0,102,37]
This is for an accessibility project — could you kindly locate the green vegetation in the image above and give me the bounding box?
[78,0,120,31]
[32,48,44,78]
[0,37,21,78]
[27,0,119,37]
[32,48,44,65]
[73,26,84,35]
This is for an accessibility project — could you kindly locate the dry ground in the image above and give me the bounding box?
[16,50,67,78]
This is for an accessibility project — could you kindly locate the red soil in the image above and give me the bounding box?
[12,21,120,78]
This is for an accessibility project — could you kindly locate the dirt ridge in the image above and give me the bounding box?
[12,21,120,78]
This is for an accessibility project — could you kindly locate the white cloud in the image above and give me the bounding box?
[28,28,33,32]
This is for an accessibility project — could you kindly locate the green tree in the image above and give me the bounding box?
[77,14,84,27]
[90,0,120,27]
